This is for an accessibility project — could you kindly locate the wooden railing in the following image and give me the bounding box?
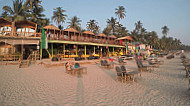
[0,31,41,38]
[0,54,22,61]
[0,31,11,36]
[0,31,125,46]
[27,51,40,61]
[46,35,123,45]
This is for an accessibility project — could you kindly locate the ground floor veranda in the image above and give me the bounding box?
[0,37,127,60]
[43,40,126,58]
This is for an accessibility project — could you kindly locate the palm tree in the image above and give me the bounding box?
[29,6,45,28]
[116,23,128,37]
[140,27,146,43]
[130,30,138,41]
[2,0,29,21]
[161,26,169,36]
[0,11,8,18]
[107,17,117,35]
[135,21,142,34]
[67,16,82,31]
[51,7,67,27]
[103,27,110,35]
[86,19,100,35]
[23,0,42,10]
[115,6,126,23]
[86,20,96,30]
[94,25,100,35]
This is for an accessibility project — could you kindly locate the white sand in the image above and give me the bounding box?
[0,54,190,105]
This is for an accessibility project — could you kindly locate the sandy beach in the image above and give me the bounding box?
[0,54,190,106]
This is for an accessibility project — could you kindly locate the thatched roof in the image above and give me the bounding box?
[15,20,36,28]
[0,18,12,26]
[83,30,95,35]
[98,33,107,37]
[117,36,134,41]
[64,28,78,33]
[109,35,117,39]
[43,24,60,30]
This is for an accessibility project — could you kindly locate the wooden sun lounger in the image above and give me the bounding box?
[71,66,87,74]
[120,65,140,82]
[125,71,140,82]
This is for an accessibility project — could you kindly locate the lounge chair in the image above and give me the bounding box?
[104,60,112,68]
[100,60,112,68]
[115,66,124,82]
[100,60,105,67]
[120,65,140,82]
[148,59,160,67]
[118,57,126,65]
[136,59,154,72]
[71,63,87,75]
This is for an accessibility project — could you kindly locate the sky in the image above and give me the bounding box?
[0,0,190,45]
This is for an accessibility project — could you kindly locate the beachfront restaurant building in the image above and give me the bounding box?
[0,18,134,60]
[42,25,129,58]
[0,18,40,60]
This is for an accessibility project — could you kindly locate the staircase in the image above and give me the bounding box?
[19,50,40,68]
[19,60,30,68]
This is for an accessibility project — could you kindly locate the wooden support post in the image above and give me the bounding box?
[94,45,95,54]
[76,45,78,55]
[24,27,26,37]
[84,45,86,56]
[113,47,114,54]
[108,47,109,54]
[21,40,23,60]
[40,43,42,59]
[63,44,65,58]
[68,31,69,40]
[11,22,15,36]
[74,32,76,41]
[126,47,127,55]
[54,29,55,39]
[51,43,53,57]
[35,24,37,37]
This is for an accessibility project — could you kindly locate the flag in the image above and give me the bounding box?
[41,28,48,49]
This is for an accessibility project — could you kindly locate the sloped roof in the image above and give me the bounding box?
[43,24,60,30]
[117,36,134,41]
[15,20,36,28]
[64,27,78,33]
[0,18,12,26]
[109,35,117,39]
[98,33,107,37]
[83,30,95,35]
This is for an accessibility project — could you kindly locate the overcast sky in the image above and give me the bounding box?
[0,0,190,45]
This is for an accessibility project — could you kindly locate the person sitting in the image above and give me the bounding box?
[65,61,72,71]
